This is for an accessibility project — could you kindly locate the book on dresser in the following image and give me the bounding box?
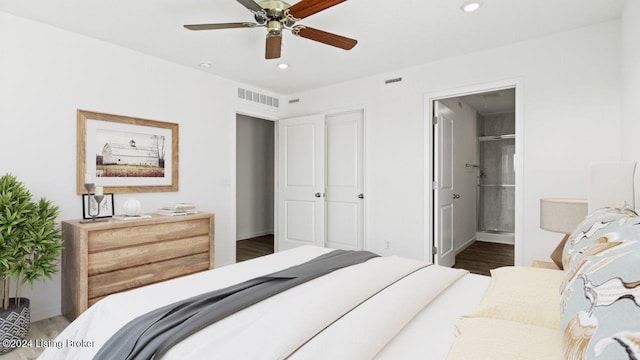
[156,203,198,216]
[61,212,214,321]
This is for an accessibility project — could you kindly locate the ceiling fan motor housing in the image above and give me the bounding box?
[257,0,296,33]
[267,21,283,35]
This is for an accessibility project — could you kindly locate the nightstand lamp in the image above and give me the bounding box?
[540,198,588,269]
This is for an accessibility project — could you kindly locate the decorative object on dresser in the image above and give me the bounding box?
[0,174,63,354]
[81,192,114,221]
[113,198,151,220]
[80,173,111,223]
[113,214,152,221]
[122,198,142,216]
[539,198,588,269]
[61,212,214,321]
[76,109,179,194]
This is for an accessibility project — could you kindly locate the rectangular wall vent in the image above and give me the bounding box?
[237,87,280,108]
[384,77,402,84]
[289,98,300,104]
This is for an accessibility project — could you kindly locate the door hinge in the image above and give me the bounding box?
[432,246,438,255]
[432,116,438,125]
[432,181,438,190]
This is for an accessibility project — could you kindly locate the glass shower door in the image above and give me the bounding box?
[478,136,515,233]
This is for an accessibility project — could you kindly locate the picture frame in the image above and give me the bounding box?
[77,109,179,194]
[82,193,115,219]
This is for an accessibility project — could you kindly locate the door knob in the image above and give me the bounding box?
[315,192,322,198]
[453,194,461,199]
[358,194,364,199]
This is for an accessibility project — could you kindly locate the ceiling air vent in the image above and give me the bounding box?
[289,99,300,104]
[237,87,279,108]
[384,77,402,85]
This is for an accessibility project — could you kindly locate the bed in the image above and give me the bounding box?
[40,162,640,359]
[40,246,490,359]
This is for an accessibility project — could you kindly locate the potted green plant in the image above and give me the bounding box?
[0,174,62,354]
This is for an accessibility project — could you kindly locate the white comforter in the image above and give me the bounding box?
[41,246,480,359]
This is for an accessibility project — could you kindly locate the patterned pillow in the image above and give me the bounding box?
[560,205,640,359]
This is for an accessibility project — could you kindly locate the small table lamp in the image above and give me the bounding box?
[540,198,588,269]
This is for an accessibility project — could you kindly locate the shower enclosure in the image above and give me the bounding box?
[476,112,515,243]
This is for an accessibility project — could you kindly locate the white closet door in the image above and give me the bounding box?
[325,109,364,250]
[277,114,325,251]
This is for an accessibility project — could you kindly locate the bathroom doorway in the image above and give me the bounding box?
[431,87,517,274]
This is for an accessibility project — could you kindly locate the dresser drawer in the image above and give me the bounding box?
[88,218,210,252]
[88,235,210,276]
[88,252,210,299]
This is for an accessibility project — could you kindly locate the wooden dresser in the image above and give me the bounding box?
[61,213,214,321]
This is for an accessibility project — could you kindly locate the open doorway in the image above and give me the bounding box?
[235,114,275,262]
[432,88,516,275]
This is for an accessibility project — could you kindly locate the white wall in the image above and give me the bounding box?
[621,0,640,158]
[0,12,283,321]
[439,98,478,252]
[236,114,274,240]
[284,21,621,265]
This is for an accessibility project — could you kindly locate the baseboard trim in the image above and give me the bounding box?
[455,236,477,255]
[476,231,514,245]
[31,305,61,323]
[237,230,274,241]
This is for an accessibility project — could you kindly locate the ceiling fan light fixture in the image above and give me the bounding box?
[461,1,482,12]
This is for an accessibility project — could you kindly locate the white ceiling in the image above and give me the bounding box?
[460,88,515,115]
[0,0,626,94]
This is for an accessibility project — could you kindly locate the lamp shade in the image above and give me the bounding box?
[540,198,588,234]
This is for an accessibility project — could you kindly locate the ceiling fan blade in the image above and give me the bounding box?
[287,0,346,20]
[184,22,258,31]
[236,0,265,14]
[265,34,282,59]
[293,26,357,50]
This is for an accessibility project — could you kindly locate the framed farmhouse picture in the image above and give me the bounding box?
[77,110,179,194]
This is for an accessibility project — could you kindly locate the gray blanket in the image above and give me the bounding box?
[93,249,379,360]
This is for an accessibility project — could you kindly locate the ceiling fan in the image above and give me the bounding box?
[184,0,358,59]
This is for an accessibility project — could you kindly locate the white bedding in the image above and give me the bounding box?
[375,273,491,359]
[41,246,489,360]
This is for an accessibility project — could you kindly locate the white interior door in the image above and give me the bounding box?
[434,101,456,267]
[325,110,364,250]
[277,114,325,251]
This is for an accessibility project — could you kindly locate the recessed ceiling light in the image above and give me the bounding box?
[461,1,482,12]
[198,61,212,69]
[277,63,289,70]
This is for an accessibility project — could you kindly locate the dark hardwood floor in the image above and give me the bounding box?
[237,236,511,276]
[236,234,274,262]
[453,241,514,276]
